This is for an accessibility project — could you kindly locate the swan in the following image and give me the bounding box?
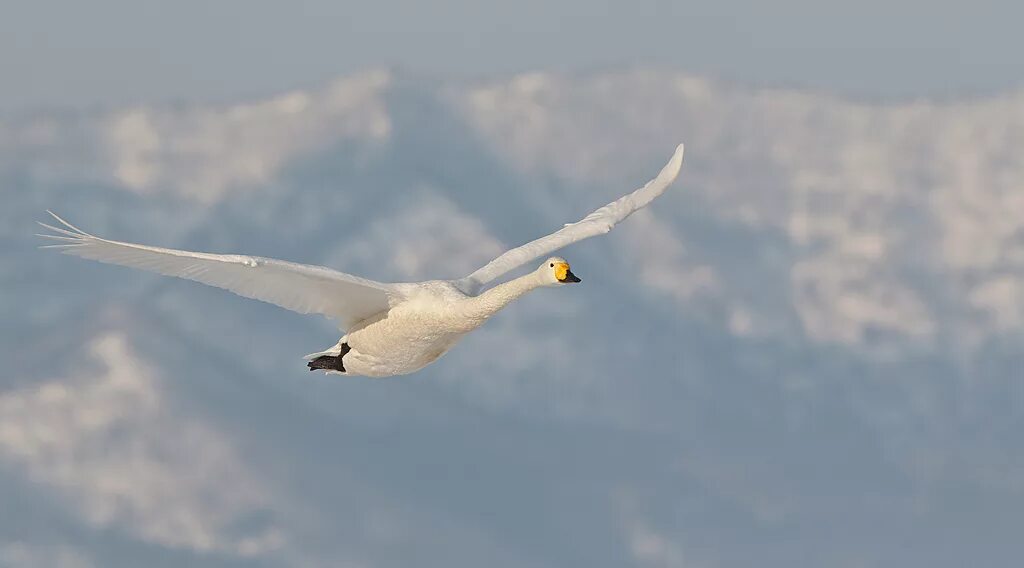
[39,144,685,377]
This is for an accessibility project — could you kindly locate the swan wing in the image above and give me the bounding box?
[38,212,398,329]
[458,143,684,293]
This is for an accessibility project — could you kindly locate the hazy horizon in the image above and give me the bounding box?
[2,0,1022,111]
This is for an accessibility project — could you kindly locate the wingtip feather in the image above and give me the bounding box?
[653,142,686,186]
[42,210,93,237]
[35,233,83,242]
[36,222,84,238]
[670,142,685,169]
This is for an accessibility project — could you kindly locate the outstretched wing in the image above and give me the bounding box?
[38,212,398,329]
[457,143,685,294]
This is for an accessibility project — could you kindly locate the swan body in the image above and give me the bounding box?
[39,144,684,378]
[318,266,566,377]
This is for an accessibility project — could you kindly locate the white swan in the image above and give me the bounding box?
[39,144,685,377]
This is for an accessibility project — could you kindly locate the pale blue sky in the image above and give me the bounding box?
[1,0,1019,110]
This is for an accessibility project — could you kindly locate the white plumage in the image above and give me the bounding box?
[39,144,684,377]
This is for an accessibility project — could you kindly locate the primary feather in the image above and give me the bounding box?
[38,211,397,329]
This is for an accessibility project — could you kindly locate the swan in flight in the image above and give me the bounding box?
[39,144,685,377]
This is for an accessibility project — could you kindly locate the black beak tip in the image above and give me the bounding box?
[564,270,581,283]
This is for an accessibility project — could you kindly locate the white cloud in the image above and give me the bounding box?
[627,523,686,568]
[0,333,286,558]
[615,494,690,568]
[0,544,94,568]
[791,257,935,345]
[0,70,391,202]
[326,189,506,281]
[618,210,718,306]
[969,276,1024,332]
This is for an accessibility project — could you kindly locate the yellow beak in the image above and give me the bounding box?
[555,263,581,283]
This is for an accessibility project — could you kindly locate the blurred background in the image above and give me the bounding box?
[3,1,1023,566]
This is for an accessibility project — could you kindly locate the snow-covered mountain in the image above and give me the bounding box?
[2,69,1022,567]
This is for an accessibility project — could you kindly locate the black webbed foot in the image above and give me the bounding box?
[308,355,344,372]
[306,343,350,373]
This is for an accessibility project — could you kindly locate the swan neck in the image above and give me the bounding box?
[466,272,542,320]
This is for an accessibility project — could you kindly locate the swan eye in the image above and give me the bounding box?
[549,263,554,267]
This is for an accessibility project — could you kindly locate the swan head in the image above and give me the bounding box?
[539,257,581,286]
